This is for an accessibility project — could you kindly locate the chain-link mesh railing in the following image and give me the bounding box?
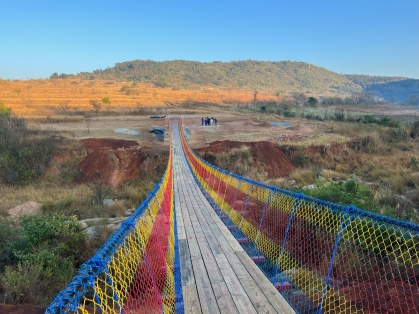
[46,125,183,314]
[179,122,419,314]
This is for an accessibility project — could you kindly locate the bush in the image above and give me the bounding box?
[123,186,144,204]
[411,156,419,168]
[0,214,88,305]
[410,120,419,139]
[362,114,377,124]
[304,179,378,211]
[107,201,126,217]
[294,147,307,167]
[91,182,112,207]
[283,110,296,117]
[0,109,62,185]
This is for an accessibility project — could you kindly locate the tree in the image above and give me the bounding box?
[306,97,318,107]
[90,100,101,114]
[292,93,307,106]
[60,100,71,117]
[102,97,111,106]
[253,88,258,103]
[0,109,61,185]
[0,102,11,118]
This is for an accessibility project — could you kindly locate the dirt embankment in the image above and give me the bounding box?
[196,140,296,178]
[79,138,146,187]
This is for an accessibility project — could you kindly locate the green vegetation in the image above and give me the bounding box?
[0,214,91,305]
[102,96,111,106]
[304,179,378,211]
[0,105,62,185]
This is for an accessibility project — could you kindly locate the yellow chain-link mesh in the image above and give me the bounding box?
[180,123,419,314]
[46,124,181,314]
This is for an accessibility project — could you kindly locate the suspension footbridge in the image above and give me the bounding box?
[46,120,419,314]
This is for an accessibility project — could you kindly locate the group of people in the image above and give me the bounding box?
[202,117,217,126]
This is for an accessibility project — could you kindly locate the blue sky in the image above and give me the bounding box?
[1,0,418,79]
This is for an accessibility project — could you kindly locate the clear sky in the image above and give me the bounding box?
[1,0,418,79]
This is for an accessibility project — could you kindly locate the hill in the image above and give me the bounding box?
[52,60,419,103]
[344,74,419,103]
[72,60,362,95]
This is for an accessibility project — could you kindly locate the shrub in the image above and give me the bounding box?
[107,201,126,217]
[410,120,419,139]
[120,85,130,93]
[289,169,316,186]
[0,214,88,305]
[334,112,345,121]
[294,147,307,167]
[411,156,419,168]
[304,179,378,211]
[378,116,400,128]
[283,109,296,117]
[362,114,377,124]
[102,97,111,105]
[91,182,112,207]
[0,110,62,185]
[123,186,144,204]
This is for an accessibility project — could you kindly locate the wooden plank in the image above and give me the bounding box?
[203,232,223,256]
[172,127,295,314]
[236,251,295,314]
[183,285,202,314]
[191,256,221,314]
[192,186,294,313]
[212,281,239,314]
[214,254,258,314]
[195,231,224,284]
[178,239,195,286]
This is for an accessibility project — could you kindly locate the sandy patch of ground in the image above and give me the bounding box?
[39,114,350,149]
[40,115,169,148]
[181,114,349,148]
[8,201,42,218]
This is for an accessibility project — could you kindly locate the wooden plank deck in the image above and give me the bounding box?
[172,125,295,314]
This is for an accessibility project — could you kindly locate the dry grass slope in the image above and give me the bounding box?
[0,79,277,116]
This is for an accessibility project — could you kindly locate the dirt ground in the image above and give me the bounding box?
[41,105,419,151]
[196,140,296,178]
[39,115,169,147]
[38,114,349,186]
[79,138,146,187]
[39,113,349,149]
[38,114,312,189]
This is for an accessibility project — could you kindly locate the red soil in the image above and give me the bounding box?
[196,140,296,178]
[79,138,146,187]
